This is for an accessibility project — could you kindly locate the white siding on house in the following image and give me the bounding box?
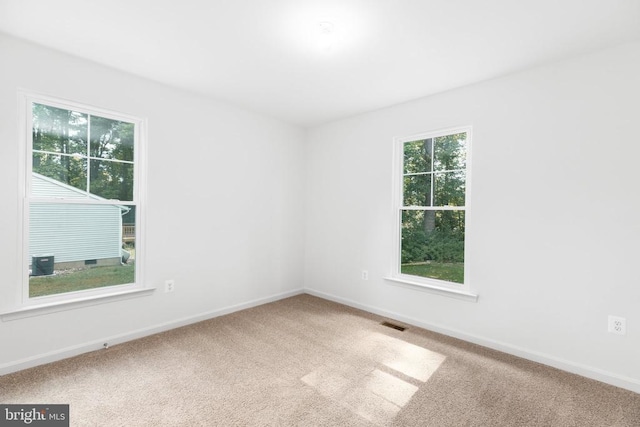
[29,174,125,265]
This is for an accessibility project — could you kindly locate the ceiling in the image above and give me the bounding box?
[1,0,639,127]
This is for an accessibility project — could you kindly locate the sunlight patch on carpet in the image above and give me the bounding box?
[358,332,446,382]
[301,331,445,424]
[364,369,418,407]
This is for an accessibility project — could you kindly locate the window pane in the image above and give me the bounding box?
[434,133,466,171]
[90,116,134,162]
[433,170,466,206]
[32,103,87,155]
[89,159,134,201]
[403,139,432,174]
[29,202,135,297]
[32,153,87,194]
[400,209,465,284]
[403,174,432,207]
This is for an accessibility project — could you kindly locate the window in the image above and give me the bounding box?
[20,94,145,307]
[390,127,472,296]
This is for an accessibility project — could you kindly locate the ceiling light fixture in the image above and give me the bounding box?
[317,21,335,50]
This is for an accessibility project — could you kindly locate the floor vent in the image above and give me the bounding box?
[381,321,406,331]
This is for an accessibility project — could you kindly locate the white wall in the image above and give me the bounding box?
[0,34,305,370]
[304,41,640,392]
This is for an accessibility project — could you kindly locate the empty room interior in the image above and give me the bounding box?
[1,0,639,425]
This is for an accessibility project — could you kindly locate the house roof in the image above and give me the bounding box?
[32,173,131,214]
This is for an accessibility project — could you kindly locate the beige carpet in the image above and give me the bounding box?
[1,294,639,426]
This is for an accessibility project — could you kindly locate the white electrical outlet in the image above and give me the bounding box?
[362,270,369,280]
[608,315,626,335]
[165,279,175,293]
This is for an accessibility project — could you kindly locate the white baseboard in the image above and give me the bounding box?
[0,288,304,376]
[304,288,640,394]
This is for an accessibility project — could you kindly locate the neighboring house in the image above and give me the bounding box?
[30,173,129,270]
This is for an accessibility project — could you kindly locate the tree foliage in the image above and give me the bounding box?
[401,134,467,267]
[32,103,135,201]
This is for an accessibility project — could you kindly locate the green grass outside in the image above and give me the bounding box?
[401,262,464,284]
[29,263,135,298]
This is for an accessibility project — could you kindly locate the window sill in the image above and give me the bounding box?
[0,287,156,321]
[384,276,478,302]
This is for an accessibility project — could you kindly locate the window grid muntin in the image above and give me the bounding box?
[401,135,467,209]
[32,102,136,202]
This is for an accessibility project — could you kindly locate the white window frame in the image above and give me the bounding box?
[386,126,477,302]
[7,91,151,317]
